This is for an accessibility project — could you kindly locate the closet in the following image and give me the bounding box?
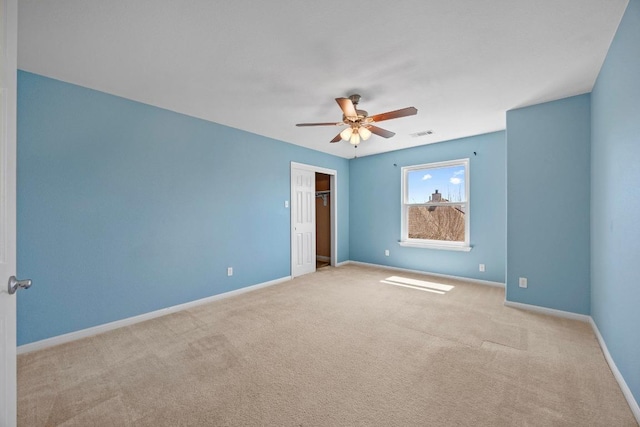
[315,173,331,268]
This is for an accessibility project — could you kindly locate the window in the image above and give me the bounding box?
[400,159,471,251]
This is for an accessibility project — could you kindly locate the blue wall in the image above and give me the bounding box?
[591,0,640,405]
[506,95,591,314]
[349,132,506,283]
[16,71,349,345]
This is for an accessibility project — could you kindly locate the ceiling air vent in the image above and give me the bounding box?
[410,130,433,138]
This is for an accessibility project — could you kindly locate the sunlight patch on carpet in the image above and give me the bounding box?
[381,276,454,294]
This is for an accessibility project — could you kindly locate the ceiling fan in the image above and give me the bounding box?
[296,94,418,145]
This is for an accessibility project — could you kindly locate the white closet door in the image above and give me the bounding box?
[291,167,316,278]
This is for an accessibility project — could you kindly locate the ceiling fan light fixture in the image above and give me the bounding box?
[350,132,361,145]
[340,127,354,141]
[358,126,372,141]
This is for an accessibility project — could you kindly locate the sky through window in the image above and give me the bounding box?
[407,165,466,203]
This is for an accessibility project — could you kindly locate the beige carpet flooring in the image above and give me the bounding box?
[18,264,637,426]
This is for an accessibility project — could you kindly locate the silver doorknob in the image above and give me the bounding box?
[8,276,32,295]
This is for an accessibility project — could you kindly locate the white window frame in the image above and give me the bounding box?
[399,158,471,251]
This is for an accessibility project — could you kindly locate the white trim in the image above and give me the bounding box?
[401,158,470,248]
[345,260,505,288]
[503,300,590,322]
[502,301,639,420]
[290,161,336,176]
[335,260,350,267]
[330,174,337,268]
[398,241,472,252]
[290,162,338,275]
[17,276,291,355]
[316,255,331,262]
[589,318,640,424]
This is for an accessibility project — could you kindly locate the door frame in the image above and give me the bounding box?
[290,162,337,277]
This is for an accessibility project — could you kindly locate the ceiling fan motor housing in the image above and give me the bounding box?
[344,110,369,124]
[347,95,369,123]
[295,93,417,143]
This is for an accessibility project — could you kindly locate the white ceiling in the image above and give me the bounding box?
[18,0,628,159]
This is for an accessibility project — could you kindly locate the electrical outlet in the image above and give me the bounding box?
[479,264,485,272]
[519,277,527,288]
[284,200,289,208]
[227,267,233,277]
[385,249,390,256]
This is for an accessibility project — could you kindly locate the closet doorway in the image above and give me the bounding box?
[315,173,331,269]
[290,162,337,278]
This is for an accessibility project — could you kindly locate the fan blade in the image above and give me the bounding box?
[330,133,342,143]
[369,107,418,123]
[296,122,342,127]
[335,98,357,119]
[368,125,395,138]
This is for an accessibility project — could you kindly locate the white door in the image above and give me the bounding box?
[291,166,316,277]
[0,0,18,424]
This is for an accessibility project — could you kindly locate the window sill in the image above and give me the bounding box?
[398,241,473,252]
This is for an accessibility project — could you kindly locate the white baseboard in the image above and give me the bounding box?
[335,260,350,267]
[316,255,331,262]
[502,299,639,420]
[17,275,291,355]
[345,260,505,288]
[503,300,638,422]
[503,300,590,322]
[589,318,640,424]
